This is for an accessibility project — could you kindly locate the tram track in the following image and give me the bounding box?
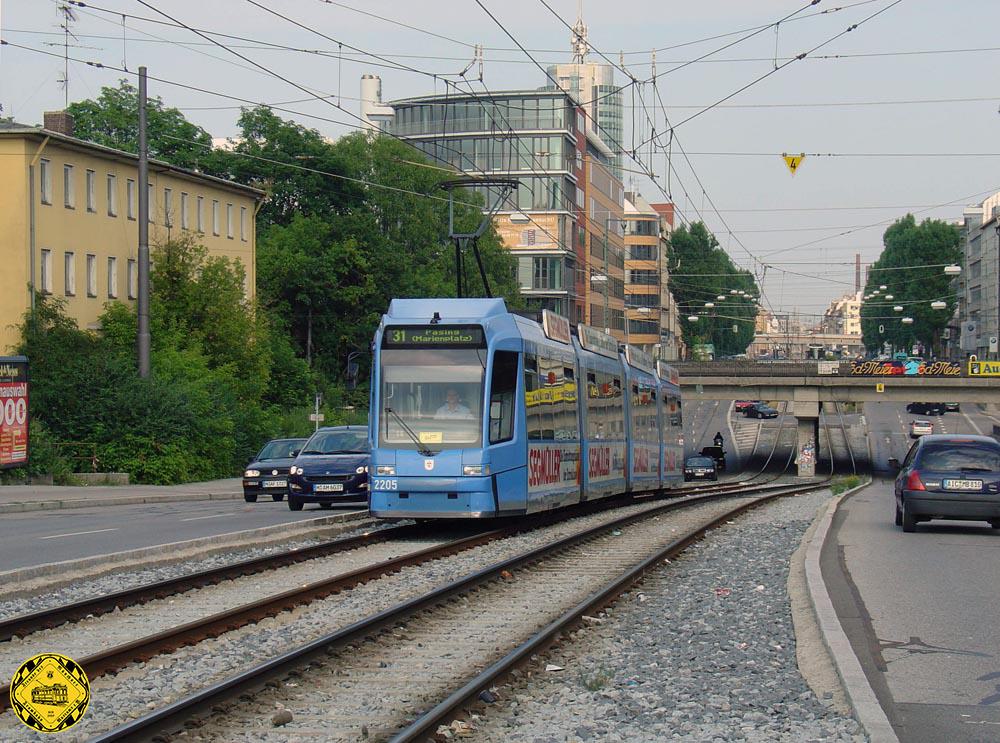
[0,479,806,717]
[76,480,826,742]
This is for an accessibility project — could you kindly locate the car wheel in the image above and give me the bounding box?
[901,500,916,533]
[288,497,304,512]
[894,500,902,526]
[243,493,257,503]
[271,493,285,502]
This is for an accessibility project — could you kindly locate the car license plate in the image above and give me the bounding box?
[262,479,286,488]
[315,483,344,493]
[943,479,983,491]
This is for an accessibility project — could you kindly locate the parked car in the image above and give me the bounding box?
[684,455,718,482]
[734,400,761,413]
[943,402,960,413]
[243,438,307,503]
[909,419,934,438]
[906,402,945,416]
[890,434,1000,532]
[744,403,778,419]
[287,426,370,511]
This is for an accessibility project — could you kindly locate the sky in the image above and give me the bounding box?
[2,0,999,322]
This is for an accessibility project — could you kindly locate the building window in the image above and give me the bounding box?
[107,174,118,216]
[127,259,138,300]
[240,206,247,241]
[181,193,189,229]
[197,196,204,232]
[107,256,118,298]
[164,187,173,227]
[63,165,75,208]
[86,169,96,212]
[127,179,136,220]
[226,203,234,239]
[40,249,52,294]
[64,251,76,296]
[39,159,52,204]
[86,254,97,297]
[212,200,220,235]
[148,183,155,223]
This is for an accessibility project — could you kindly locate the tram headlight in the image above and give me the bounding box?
[244,469,260,477]
[376,465,395,476]
[463,465,489,476]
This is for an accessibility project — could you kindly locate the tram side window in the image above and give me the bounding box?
[525,353,542,440]
[489,351,518,444]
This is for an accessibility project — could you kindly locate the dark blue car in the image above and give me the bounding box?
[891,434,1000,532]
[243,438,307,503]
[287,426,370,511]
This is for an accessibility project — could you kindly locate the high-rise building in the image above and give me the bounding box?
[959,192,1000,357]
[544,10,623,181]
[822,291,863,336]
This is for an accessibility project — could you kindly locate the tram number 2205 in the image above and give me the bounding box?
[372,478,398,491]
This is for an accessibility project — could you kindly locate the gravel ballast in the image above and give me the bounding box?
[471,488,867,743]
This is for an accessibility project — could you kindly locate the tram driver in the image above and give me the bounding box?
[435,388,473,419]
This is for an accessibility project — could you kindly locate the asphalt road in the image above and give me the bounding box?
[825,403,1000,742]
[0,498,365,571]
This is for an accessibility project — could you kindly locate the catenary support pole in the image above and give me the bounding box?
[137,66,151,378]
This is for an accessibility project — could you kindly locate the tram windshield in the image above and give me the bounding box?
[379,349,485,450]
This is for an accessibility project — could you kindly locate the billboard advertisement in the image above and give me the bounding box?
[0,356,29,469]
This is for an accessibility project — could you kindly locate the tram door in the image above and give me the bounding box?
[487,350,526,512]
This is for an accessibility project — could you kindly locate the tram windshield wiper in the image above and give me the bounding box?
[384,407,436,457]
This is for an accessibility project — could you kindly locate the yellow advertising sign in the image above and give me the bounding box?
[969,359,1000,376]
[782,152,805,176]
[9,653,90,733]
[876,383,885,393]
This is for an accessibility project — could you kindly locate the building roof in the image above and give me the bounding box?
[388,89,574,107]
[0,122,265,199]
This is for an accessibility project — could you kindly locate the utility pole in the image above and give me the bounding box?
[137,66,150,378]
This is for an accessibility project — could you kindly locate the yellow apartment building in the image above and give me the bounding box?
[0,114,263,354]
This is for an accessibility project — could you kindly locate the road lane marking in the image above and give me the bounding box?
[179,513,231,522]
[39,528,118,540]
[961,411,984,435]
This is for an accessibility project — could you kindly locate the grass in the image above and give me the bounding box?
[830,475,865,496]
[580,666,614,691]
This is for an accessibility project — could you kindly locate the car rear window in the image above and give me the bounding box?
[917,445,1000,472]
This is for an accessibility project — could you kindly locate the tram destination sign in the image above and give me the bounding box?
[383,325,485,348]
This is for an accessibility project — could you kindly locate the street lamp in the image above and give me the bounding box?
[893,305,903,312]
[704,302,715,308]
[901,316,914,325]
[687,315,699,322]
[879,285,887,290]
[885,294,894,300]
[931,300,947,310]
[716,295,726,301]
[730,289,738,295]
[944,264,961,276]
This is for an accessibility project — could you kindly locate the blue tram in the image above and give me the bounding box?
[368,298,683,519]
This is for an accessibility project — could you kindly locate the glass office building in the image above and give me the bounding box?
[388,90,584,320]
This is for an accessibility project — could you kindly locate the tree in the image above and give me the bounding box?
[860,215,961,356]
[666,223,759,356]
[66,81,215,171]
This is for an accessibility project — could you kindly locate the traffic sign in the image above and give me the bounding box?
[782,153,805,175]
[308,413,325,422]
[991,336,998,353]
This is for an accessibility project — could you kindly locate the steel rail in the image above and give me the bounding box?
[391,484,816,741]
[88,481,827,743]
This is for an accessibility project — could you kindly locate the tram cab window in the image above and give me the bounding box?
[489,351,518,444]
[380,348,485,449]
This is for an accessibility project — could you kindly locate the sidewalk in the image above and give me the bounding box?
[0,478,242,514]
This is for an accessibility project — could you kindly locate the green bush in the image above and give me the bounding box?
[831,475,864,496]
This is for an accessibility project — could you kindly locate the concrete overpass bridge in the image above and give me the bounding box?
[674,360,1000,476]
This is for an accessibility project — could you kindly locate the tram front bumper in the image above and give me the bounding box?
[369,476,498,518]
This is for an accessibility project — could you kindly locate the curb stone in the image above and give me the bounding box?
[803,478,900,743]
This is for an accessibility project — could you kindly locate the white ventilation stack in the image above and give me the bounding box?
[360,74,394,132]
